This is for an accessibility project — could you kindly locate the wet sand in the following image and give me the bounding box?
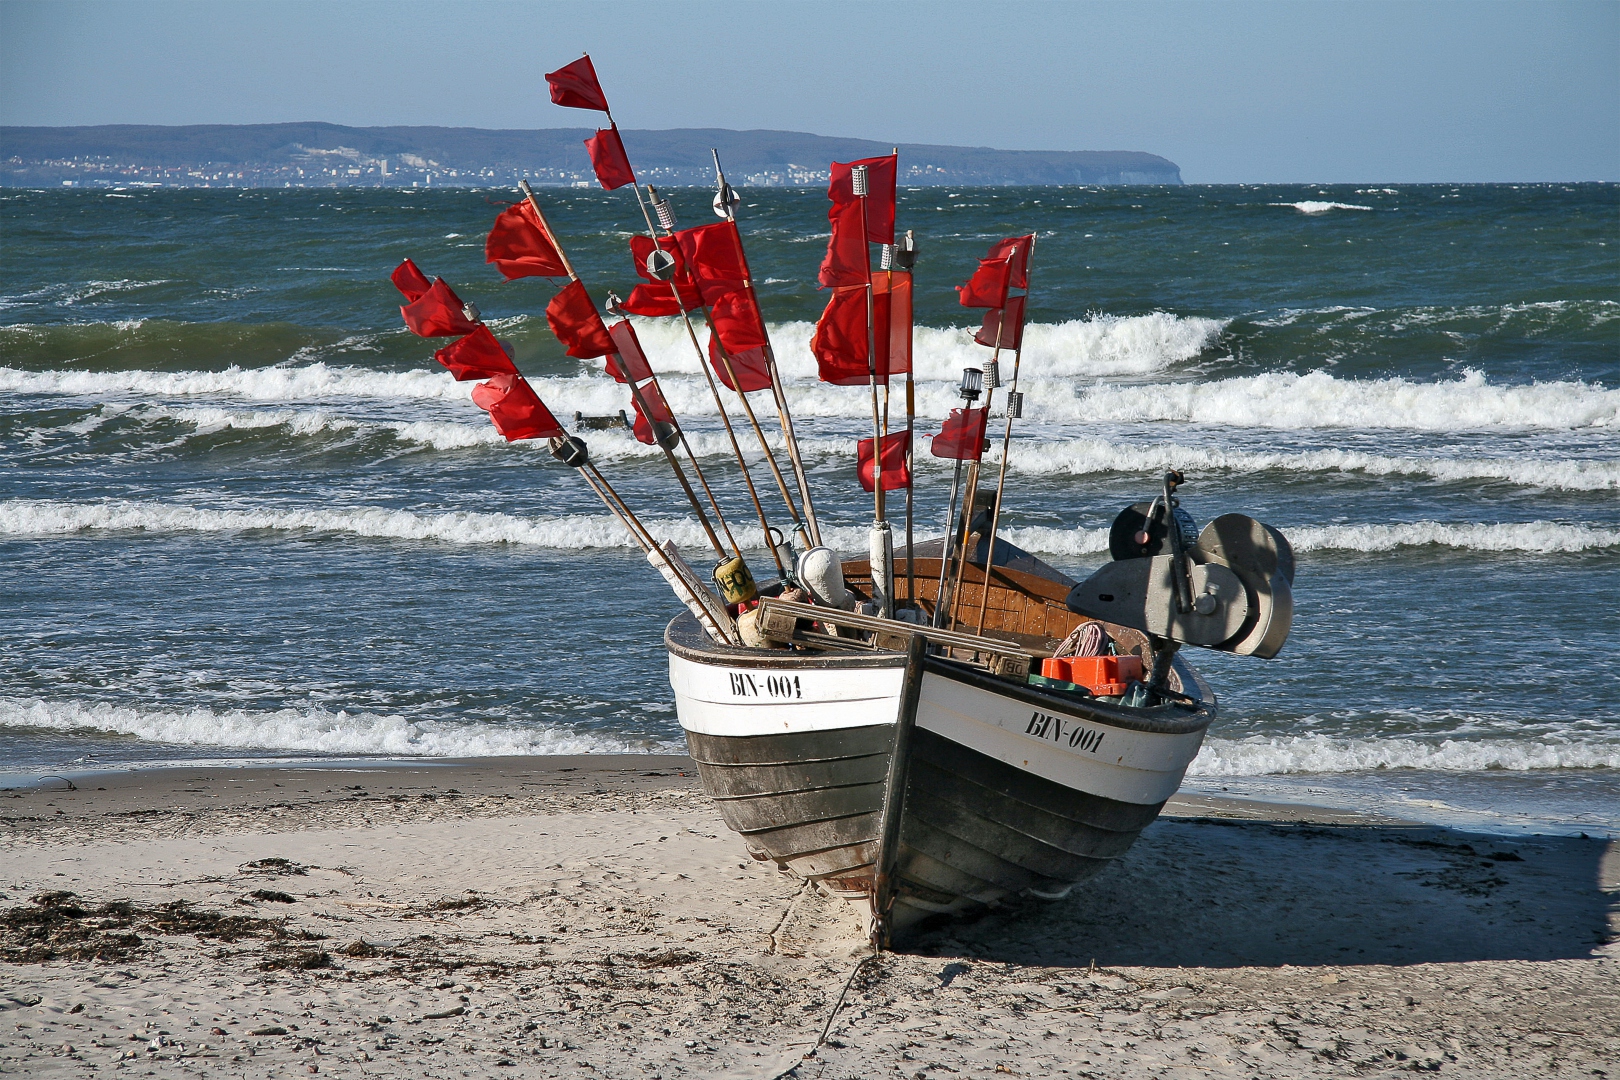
[3,756,1616,1078]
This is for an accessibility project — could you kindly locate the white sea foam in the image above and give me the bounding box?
[9,361,1612,432]
[1024,369,1619,430]
[1273,201,1374,214]
[0,696,650,757]
[1006,438,1620,491]
[1191,734,1620,775]
[4,499,1613,557]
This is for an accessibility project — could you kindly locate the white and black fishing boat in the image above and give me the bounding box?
[389,52,1296,946]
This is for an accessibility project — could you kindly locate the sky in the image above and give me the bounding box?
[1,0,1616,183]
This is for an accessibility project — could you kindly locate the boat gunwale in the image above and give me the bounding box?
[667,613,1216,738]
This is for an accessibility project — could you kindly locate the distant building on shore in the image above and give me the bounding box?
[0,124,1183,189]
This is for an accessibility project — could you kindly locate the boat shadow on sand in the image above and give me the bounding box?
[900,816,1619,968]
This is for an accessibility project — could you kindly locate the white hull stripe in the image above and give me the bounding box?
[668,650,903,737]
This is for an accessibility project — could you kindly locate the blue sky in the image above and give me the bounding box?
[2,0,1615,183]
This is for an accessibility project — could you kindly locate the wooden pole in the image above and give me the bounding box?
[974,237,1035,636]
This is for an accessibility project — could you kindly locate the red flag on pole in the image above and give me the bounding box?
[828,155,897,243]
[818,199,869,288]
[390,258,432,302]
[604,320,655,383]
[708,289,767,354]
[401,278,480,337]
[856,430,911,492]
[584,126,636,190]
[930,407,990,460]
[675,221,747,301]
[545,55,610,112]
[434,325,519,382]
[622,235,702,315]
[545,280,614,359]
[974,295,1026,350]
[880,272,912,376]
[485,201,566,280]
[630,381,675,445]
[956,258,1011,308]
[707,336,773,393]
[811,285,871,385]
[470,374,566,442]
[987,234,1035,289]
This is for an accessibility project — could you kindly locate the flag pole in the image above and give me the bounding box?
[975,236,1035,636]
[644,186,786,580]
[711,149,822,550]
[946,339,1001,631]
[931,365,981,629]
[519,180,736,563]
[853,165,885,528]
[895,230,918,605]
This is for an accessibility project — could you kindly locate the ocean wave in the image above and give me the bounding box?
[1272,201,1374,214]
[4,499,1613,557]
[1007,438,1620,491]
[1034,369,1619,430]
[8,362,1612,432]
[24,403,1618,493]
[1190,734,1620,775]
[0,696,652,757]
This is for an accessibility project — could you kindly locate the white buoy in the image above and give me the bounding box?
[796,546,852,611]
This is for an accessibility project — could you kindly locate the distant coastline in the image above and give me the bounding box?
[0,123,1182,189]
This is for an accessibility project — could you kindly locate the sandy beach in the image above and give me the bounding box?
[2,757,1615,1079]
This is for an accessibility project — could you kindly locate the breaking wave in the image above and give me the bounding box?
[1272,201,1374,214]
[7,363,1612,431]
[4,499,1614,557]
[0,696,654,757]
[1191,734,1620,775]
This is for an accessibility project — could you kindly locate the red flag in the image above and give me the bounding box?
[709,289,767,354]
[828,155,897,243]
[987,234,1034,289]
[930,407,990,460]
[485,201,566,280]
[623,235,703,315]
[974,295,1025,350]
[604,320,655,383]
[707,336,772,393]
[584,126,636,190]
[391,258,432,302]
[811,285,871,385]
[401,278,479,337]
[818,198,869,288]
[956,258,1011,308]
[545,280,614,359]
[676,221,748,301]
[545,55,610,112]
[470,374,566,442]
[880,271,912,376]
[856,430,911,492]
[435,325,518,382]
[630,381,675,445]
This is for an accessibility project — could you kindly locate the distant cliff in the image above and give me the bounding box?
[0,124,1182,188]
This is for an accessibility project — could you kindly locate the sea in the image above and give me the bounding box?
[2,182,1616,838]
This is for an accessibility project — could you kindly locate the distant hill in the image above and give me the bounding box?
[0,124,1181,188]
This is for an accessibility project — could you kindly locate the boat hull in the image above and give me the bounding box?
[666,613,1215,927]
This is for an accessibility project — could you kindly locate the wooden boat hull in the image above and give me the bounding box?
[666,606,1215,928]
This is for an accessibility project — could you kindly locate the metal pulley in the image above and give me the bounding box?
[1006,391,1024,419]
[850,164,869,196]
[878,244,895,270]
[983,358,1000,388]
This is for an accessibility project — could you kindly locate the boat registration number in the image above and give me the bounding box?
[729,672,803,700]
[1025,710,1105,753]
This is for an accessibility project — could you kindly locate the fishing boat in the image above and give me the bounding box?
[388,52,1295,947]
